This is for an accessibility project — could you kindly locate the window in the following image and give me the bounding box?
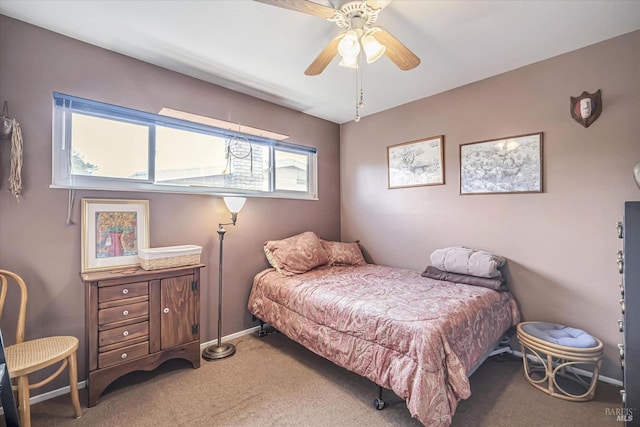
[52,93,317,199]
[275,150,309,192]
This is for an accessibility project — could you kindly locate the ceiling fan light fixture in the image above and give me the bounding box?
[338,30,361,58]
[361,33,385,63]
[339,55,358,69]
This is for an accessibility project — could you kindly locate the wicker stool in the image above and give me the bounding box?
[516,321,604,402]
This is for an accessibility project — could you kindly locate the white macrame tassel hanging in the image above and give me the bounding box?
[9,118,23,201]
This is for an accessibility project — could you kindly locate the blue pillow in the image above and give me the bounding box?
[521,322,598,348]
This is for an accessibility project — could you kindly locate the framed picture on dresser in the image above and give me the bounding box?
[81,199,150,272]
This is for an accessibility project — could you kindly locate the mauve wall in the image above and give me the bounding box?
[0,16,340,390]
[340,30,640,380]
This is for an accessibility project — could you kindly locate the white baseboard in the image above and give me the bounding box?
[0,325,262,416]
[3,326,622,416]
[509,348,623,387]
[0,381,86,415]
[33,381,88,404]
[199,325,261,351]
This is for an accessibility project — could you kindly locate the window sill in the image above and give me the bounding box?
[49,184,319,201]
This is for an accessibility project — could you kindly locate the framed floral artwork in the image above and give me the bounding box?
[387,135,445,189]
[81,199,150,272]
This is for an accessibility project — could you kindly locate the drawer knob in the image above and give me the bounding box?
[618,320,624,332]
[121,353,127,359]
[163,307,170,314]
[617,250,624,274]
[616,221,623,238]
[123,310,129,316]
[621,389,626,404]
[123,331,129,337]
[620,299,625,314]
[618,343,624,359]
[122,289,129,295]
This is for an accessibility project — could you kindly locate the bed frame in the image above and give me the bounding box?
[254,317,513,412]
[248,264,520,425]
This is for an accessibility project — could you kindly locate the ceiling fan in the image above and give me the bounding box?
[256,0,421,76]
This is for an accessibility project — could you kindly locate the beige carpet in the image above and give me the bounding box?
[20,332,622,426]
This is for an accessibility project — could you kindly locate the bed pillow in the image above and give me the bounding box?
[430,246,505,278]
[320,240,367,266]
[421,266,506,291]
[264,231,329,275]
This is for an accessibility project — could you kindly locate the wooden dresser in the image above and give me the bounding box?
[81,264,203,407]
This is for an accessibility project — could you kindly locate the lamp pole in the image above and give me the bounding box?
[202,223,235,360]
[202,196,245,361]
[216,225,226,350]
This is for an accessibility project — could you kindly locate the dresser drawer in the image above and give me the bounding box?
[98,341,149,369]
[99,301,149,325]
[99,321,149,348]
[99,281,148,303]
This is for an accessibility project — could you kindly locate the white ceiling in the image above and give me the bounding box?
[1,0,639,124]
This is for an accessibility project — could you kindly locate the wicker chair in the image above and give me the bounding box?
[516,321,604,402]
[0,269,82,426]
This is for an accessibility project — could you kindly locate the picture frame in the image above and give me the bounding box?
[81,199,150,272]
[387,135,445,189]
[459,132,543,195]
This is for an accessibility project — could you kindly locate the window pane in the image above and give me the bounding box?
[71,113,149,179]
[155,126,225,186]
[53,93,317,199]
[275,150,308,192]
[156,127,270,191]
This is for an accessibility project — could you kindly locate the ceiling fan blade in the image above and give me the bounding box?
[372,27,421,71]
[305,34,343,76]
[367,0,392,11]
[254,0,337,19]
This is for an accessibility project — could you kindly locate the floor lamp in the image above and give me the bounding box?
[202,196,246,361]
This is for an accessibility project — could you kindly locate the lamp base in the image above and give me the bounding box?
[202,343,236,361]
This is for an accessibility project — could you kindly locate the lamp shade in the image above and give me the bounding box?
[634,163,640,189]
[361,34,386,63]
[338,30,361,59]
[339,55,358,69]
[223,196,246,214]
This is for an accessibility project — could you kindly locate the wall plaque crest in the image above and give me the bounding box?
[570,90,602,128]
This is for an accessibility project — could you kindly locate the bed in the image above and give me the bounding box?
[247,233,520,426]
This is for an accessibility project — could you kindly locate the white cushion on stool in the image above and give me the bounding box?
[520,322,598,348]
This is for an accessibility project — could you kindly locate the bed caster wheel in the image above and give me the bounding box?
[258,329,267,337]
[373,398,386,410]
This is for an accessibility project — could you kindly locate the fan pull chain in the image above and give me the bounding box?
[359,55,365,108]
[354,53,364,122]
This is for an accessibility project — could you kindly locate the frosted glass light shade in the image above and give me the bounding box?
[339,55,358,69]
[361,34,385,63]
[634,163,640,189]
[223,196,246,214]
[338,30,361,58]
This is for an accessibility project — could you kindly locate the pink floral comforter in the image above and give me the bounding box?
[247,264,520,426]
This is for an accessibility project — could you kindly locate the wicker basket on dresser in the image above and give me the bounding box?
[81,264,204,407]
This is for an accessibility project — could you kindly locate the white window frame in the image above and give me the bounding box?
[51,92,318,200]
